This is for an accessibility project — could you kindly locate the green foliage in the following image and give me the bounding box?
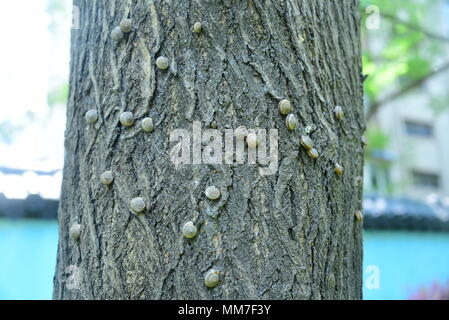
[361,0,448,108]
[364,126,390,159]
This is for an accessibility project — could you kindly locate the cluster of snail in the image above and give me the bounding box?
[280,99,350,175]
[85,108,155,133]
[72,19,367,290]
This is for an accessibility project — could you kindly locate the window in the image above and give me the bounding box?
[412,170,440,189]
[404,121,434,138]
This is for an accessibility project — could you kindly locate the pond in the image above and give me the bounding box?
[1,219,449,300]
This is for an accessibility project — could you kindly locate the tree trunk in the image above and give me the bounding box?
[54,0,364,300]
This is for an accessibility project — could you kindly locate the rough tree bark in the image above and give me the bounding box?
[54,0,364,300]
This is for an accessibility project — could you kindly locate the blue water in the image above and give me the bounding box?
[0,219,58,300]
[363,231,449,300]
[1,219,449,300]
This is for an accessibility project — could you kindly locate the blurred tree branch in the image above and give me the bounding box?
[366,61,449,121]
[381,12,449,44]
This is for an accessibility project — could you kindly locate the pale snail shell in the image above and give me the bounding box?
[193,22,202,33]
[334,163,344,176]
[286,113,299,131]
[120,19,132,33]
[246,132,258,148]
[182,221,198,239]
[307,148,319,159]
[361,135,368,146]
[69,224,81,241]
[85,109,98,123]
[156,56,170,70]
[355,210,363,221]
[334,105,344,120]
[278,99,293,115]
[120,112,134,127]
[204,269,220,288]
[130,197,146,213]
[111,27,124,41]
[100,171,114,185]
[235,126,248,140]
[210,120,217,129]
[300,135,314,150]
[141,117,154,132]
[205,186,220,200]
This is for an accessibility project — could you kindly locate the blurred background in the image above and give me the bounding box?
[1,0,449,300]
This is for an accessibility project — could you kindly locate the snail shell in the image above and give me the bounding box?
[334,105,344,120]
[130,197,146,213]
[182,221,198,239]
[193,22,202,33]
[246,132,258,148]
[355,210,363,221]
[278,99,293,115]
[156,56,170,70]
[307,148,319,159]
[141,117,154,132]
[300,135,314,150]
[335,163,344,176]
[205,186,221,200]
[111,27,124,41]
[120,19,132,33]
[100,171,114,185]
[85,109,98,124]
[69,224,81,241]
[361,135,368,146]
[120,112,134,127]
[210,121,217,129]
[204,269,220,288]
[286,113,299,131]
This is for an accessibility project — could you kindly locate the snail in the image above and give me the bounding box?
[111,27,124,41]
[307,148,319,159]
[130,197,146,213]
[141,117,154,132]
[193,22,202,33]
[210,121,217,129]
[300,135,314,150]
[246,132,258,148]
[286,114,299,131]
[334,105,344,120]
[120,19,132,33]
[355,210,363,221]
[278,99,293,115]
[205,186,220,200]
[182,221,198,239]
[85,109,98,124]
[120,112,134,127]
[100,171,114,185]
[334,163,344,176]
[156,56,170,70]
[69,224,81,241]
[361,135,368,146]
[204,269,220,288]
